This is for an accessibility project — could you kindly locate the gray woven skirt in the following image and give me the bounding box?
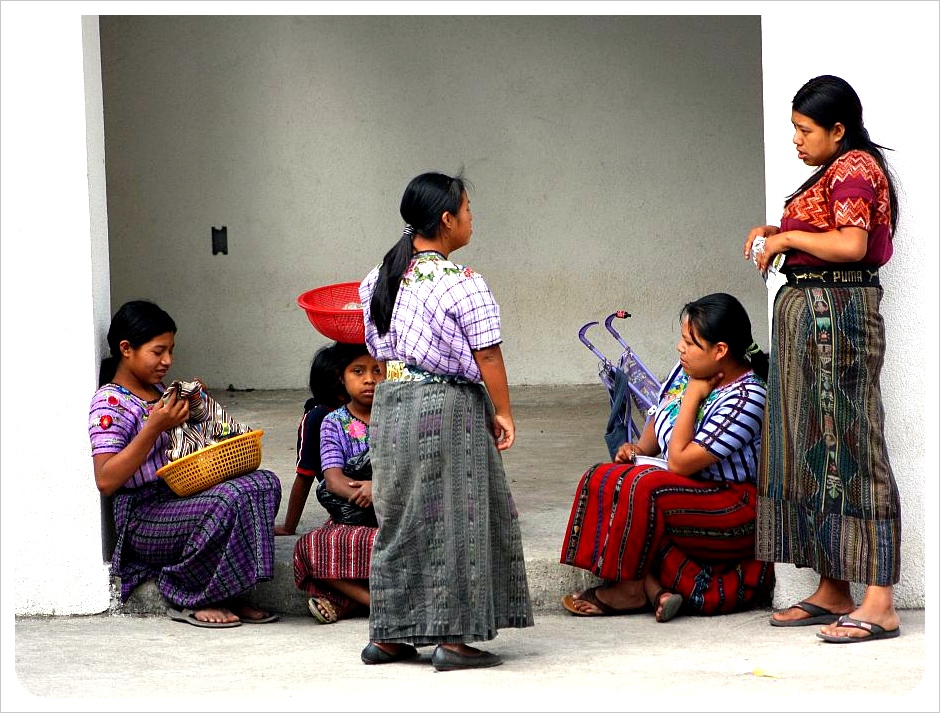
[367,379,534,646]
[756,284,901,585]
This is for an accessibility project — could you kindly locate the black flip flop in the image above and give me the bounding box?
[816,615,901,643]
[769,600,844,627]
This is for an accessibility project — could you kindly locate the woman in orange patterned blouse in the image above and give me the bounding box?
[743,75,902,644]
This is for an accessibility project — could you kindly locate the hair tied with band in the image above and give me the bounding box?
[745,341,761,359]
[402,224,415,239]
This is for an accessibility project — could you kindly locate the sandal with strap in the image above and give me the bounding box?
[308,597,342,624]
[652,588,683,623]
[769,600,845,628]
[816,615,901,644]
[561,586,653,617]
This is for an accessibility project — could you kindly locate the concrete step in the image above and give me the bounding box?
[115,550,601,617]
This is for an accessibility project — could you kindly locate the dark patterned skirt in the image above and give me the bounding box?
[756,285,901,585]
[111,470,281,606]
[367,379,534,646]
[293,517,376,609]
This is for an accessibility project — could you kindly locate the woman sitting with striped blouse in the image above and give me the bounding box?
[561,292,774,621]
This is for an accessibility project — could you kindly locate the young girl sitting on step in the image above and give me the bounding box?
[89,299,281,628]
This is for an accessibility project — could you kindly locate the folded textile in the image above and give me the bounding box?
[163,380,252,462]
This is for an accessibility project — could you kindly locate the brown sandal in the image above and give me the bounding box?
[652,588,683,623]
[562,586,653,617]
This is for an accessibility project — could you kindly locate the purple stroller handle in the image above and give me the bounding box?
[581,309,663,449]
[604,311,632,349]
[578,321,610,364]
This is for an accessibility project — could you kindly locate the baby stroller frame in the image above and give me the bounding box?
[579,310,662,460]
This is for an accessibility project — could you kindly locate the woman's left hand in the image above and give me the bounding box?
[348,480,373,508]
[753,233,786,273]
[684,373,722,405]
[492,412,515,451]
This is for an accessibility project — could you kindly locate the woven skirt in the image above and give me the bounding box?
[561,462,773,614]
[367,379,534,646]
[756,285,901,585]
[111,470,281,606]
[293,518,376,609]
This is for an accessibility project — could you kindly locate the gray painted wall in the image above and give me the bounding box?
[3,1,933,623]
[99,15,766,388]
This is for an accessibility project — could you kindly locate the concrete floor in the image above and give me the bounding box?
[10,385,935,711]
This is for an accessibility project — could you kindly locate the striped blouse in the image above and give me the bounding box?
[653,362,766,484]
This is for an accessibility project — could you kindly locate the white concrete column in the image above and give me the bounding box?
[1,10,112,615]
[759,3,938,609]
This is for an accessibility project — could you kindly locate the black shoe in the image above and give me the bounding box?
[431,645,503,671]
[360,642,418,665]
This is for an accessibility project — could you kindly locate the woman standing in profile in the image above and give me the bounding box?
[744,75,902,643]
[358,171,533,671]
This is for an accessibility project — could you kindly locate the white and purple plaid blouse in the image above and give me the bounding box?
[360,252,502,383]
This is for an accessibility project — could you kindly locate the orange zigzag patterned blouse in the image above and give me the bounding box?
[780,149,893,268]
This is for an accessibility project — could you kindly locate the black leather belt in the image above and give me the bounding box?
[785,267,880,287]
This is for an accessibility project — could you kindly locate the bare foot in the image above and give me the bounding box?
[192,606,239,625]
[564,589,605,615]
[228,598,273,622]
[596,585,646,610]
[562,584,648,615]
[772,577,857,625]
[771,598,855,624]
[642,573,681,622]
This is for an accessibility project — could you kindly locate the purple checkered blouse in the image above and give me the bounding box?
[359,251,502,382]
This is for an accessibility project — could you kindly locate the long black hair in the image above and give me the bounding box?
[681,293,768,382]
[98,300,177,386]
[786,75,899,233]
[304,341,369,412]
[370,171,468,335]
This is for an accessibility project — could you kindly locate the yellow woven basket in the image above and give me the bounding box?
[156,430,264,497]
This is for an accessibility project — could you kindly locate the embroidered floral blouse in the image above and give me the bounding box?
[319,405,370,471]
[88,383,169,489]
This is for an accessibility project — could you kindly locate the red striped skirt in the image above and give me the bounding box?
[561,462,773,614]
[293,518,376,608]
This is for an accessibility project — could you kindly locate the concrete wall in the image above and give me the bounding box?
[1,3,936,631]
[98,15,768,389]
